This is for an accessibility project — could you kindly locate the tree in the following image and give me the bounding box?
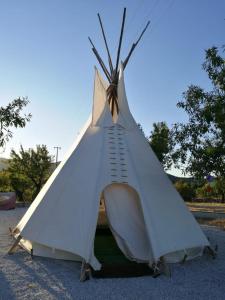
[8,145,53,201]
[10,173,31,202]
[214,178,225,202]
[149,121,173,169]
[172,47,225,192]
[0,97,32,149]
[137,123,145,135]
[0,170,11,192]
[174,180,196,201]
[196,183,213,199]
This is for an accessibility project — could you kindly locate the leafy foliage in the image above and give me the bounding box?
[0,97,32,148]
[8,145,53,202]
[196,178,225,201]
[137,123,145,135]
[9,173,31,202]
[215,177,225,201]
[149,122,173,170]
[0,170,11,192]
[174,180,196,201]
[172,47,225,182]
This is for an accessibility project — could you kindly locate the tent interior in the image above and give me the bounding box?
[93,183,154,277]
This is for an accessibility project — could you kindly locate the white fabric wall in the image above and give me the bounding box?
[116,64,137,129]
[124,127,209,261]
[104,184,153,262]
[15,66,209,270]
[91,67,112,127]
[18,126,104,269]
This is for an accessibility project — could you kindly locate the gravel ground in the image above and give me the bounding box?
[0,208,225,300]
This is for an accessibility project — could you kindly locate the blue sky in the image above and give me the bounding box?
[0,0,224,175]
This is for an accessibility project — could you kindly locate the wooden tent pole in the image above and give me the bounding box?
[97,13,114,75]
[135,20,150,46]
[111,95,115,115]
[88,37,111,82]
[92,48,111,82]
[8,235,22,254]
[123,20,150,70]
[115,7,126,74]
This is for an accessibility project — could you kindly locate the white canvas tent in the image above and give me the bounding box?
[10,8,210,276]
[11,66,209,270]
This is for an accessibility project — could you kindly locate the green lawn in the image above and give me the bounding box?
[93,227,153,278]
[94,228,130,264]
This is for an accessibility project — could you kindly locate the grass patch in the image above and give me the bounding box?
[94,227,131,264]
[93,227,153,278]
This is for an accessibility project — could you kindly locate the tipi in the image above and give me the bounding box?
[10,8,211,277]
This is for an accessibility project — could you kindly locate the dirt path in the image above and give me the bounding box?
[0,209,225,300]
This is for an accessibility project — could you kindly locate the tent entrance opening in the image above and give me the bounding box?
[93,183,153,278]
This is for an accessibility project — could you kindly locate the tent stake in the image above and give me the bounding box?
[80,261,91,281]
[160,257,171,277]
[204,246,217,259]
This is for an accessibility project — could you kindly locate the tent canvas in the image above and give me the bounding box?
[11,67,209,271]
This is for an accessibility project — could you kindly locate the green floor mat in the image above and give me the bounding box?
[93,227,153,278]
